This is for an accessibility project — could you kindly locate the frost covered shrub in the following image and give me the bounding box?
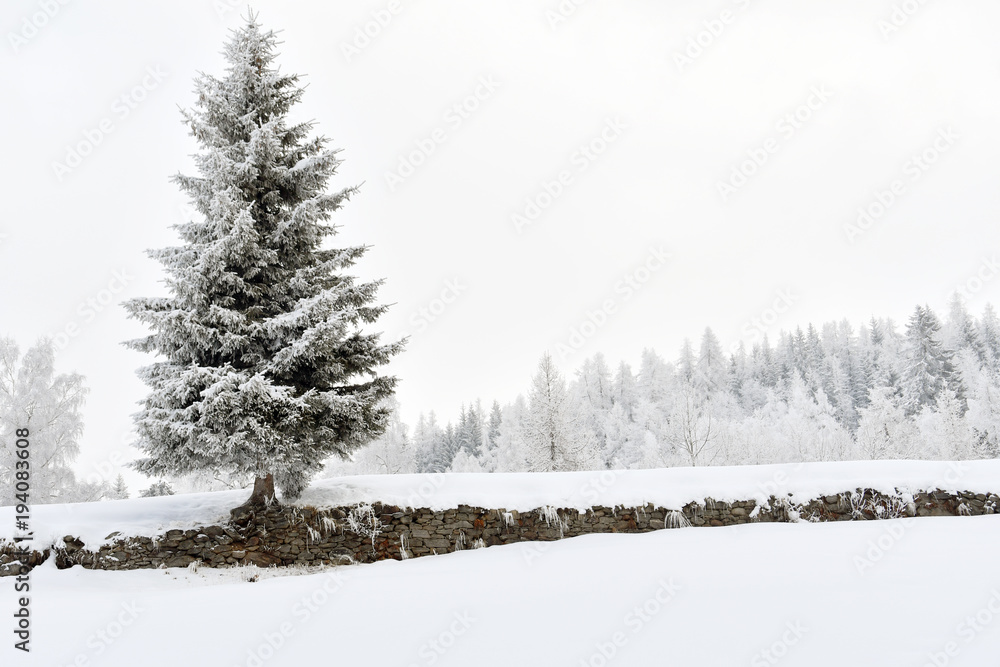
[346,503,383,547]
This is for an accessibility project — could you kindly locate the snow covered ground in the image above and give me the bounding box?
[3,462,999,665]
[1,459,995,548]
[7,514,1000,667]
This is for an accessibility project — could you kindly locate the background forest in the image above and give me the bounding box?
[329,297,1000,478]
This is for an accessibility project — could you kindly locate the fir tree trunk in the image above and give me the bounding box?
[231,473,277,518]
[249,473,276,505]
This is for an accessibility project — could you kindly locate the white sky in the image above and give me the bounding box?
[3,0,1000,488]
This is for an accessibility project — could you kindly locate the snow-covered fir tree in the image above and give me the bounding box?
[124,17,401,506]
[110,474,130,500]
[902,305,960,416]
[486,400,503,450]
[139,481,175,498]
[856,386,916,460]
[523,353,593,471]
[322,397,412,475]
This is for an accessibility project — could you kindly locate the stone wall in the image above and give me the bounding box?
[1,487,997,576]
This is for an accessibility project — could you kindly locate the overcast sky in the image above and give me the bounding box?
[3,0,1000,488]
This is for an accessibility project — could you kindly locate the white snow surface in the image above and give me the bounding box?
[8,515,1000,666]
[1,459,996,548]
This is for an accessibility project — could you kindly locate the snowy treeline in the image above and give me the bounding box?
[327,298,1000,476]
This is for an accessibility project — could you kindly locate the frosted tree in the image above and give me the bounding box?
[728,342,754,410]
[110,474,130,500]
[412,412,450,473]
[945,294,987,364]
[576,354,614,408]
[448,448,486,473]
[603,402,654,468]
[856,386,916,460]
[695,327,729,396]
[411,421,462,473]
[332,397,413,474]
[123,18,401,508]
[140,481,174,498]
[677,339,696,383]
[637,348,671,404]
[915,389,975,460]
[574,354,613,462]
[524,353,592,471]
[665,386,717,466]
[0,338,91,505]
[492,395,531,472]
[456,402,484,459]
[964,363,1000,458]
[867,317,904,392]
[979,304,1000,367]
[780,374,853,462]
[486,400,503,450]
[901,305,959,416]
[611,362,638,416]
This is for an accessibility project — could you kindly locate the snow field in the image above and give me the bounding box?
[7,514,1000,667]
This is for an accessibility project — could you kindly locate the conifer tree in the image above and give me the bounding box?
[111,474,130,500]
[486,400,503,449]
[124,17,402,507]
[979,305,1000,367]
[695,327,728,395]
[901,305,959,415]
[431,423,460,472]
[524,353,591,471]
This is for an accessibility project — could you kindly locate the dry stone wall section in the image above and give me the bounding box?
[1,487,996,576]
